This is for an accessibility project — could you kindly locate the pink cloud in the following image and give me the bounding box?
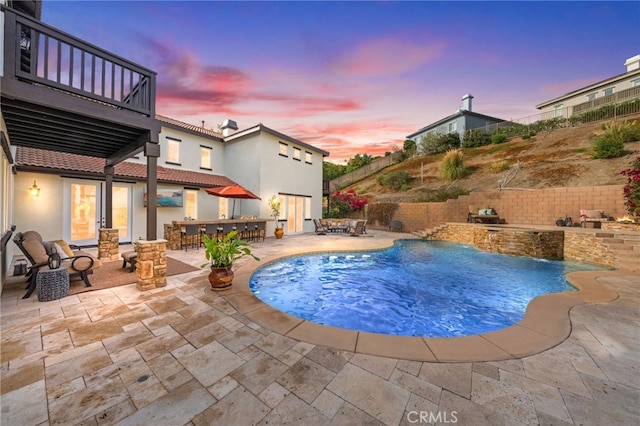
[539,76,606,97]
[333,36,443,77]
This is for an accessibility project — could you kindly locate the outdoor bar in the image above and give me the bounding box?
[164,219,268,250]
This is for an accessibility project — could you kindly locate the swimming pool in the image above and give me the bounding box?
[249,240,607,337]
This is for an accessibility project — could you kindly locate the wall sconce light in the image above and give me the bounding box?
[29,180,40,196]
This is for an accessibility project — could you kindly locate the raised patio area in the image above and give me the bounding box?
[2,230,639,425]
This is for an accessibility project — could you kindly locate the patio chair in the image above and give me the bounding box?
[467,205,501,224]
[313,219,328,235]
[579,209,611,228]
[348,220,366,236]
[13,231,102,298]
[388,220,404,232]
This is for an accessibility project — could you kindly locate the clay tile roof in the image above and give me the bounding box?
[156,114,223,138]
[16,147,237,188]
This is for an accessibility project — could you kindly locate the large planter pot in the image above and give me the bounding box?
[274,228,284,239]
[208,266,234,290]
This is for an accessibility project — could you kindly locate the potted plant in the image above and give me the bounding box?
[267,195,284,239]
[201,230,259,290]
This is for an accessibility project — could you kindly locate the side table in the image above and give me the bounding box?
[36,268,70,302]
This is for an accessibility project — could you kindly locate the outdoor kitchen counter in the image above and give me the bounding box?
[164,219,268,250]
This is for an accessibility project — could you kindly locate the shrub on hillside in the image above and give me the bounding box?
[590,121,637,159]
[413,187,470,202]
[420,132,460,155]
[491,133,508,144]
[591,137,624,159]
[462,130,492,148]
[377,170,412,191]
[439,149,466,180]
[488,160,509,173]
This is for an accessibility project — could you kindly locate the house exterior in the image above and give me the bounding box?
[406,94,505,144]
[11,115,329,247]
[536,54,640,118]
[0,1,328,291]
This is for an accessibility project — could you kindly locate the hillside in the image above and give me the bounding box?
[347,118,640,203]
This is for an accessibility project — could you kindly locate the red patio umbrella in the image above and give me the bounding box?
[204,185,261,218]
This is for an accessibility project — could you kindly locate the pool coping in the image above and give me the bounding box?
[217,237,620,362]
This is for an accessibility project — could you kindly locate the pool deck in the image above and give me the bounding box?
[2,230,639,425]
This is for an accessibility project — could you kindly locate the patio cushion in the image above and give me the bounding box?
[584,209,604,218]
[22,239,49,264]
[52,239,75,257]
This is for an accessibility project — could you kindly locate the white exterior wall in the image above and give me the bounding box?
[537,71,640,115]
[224,130,324,235]
[8,122,325,249]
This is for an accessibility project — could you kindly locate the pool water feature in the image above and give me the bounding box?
[249,240,607,338]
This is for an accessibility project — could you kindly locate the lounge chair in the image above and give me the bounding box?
[13,231,102,298]
[313,219,328,235]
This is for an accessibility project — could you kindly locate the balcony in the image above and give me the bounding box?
[1,5,158,164]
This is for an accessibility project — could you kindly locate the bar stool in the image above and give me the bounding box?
[201,223,218,244]
[181,223,200,251]
[254,221,266,242]
[218,222,236,240]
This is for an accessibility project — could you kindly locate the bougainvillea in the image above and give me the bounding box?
[328,189,368,218]
[621,156,640,219]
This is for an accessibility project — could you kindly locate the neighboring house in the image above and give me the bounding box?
[536,54,640,118]
[406,94,505,144]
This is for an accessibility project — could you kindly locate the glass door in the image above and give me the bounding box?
[64,180,132,246]
[286,195,305,234]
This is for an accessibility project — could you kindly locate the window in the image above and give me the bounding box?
[184,189,198,220]
[448,122,457,132]
[166,137,181,164]
[200,146,212,170]
[305,151,312,164]
[553,104,563,118]
[603,87,614,96]
[587,93,597,101]
[633,80,640,87]
[305,197,311,219]
[293,147,301,161]
[279,142,288,157]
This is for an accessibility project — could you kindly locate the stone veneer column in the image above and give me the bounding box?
[135,239,167,291]
[163,224,181,250]
[98,228,120,261]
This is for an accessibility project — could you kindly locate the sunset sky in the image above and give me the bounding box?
[42,1,639,163]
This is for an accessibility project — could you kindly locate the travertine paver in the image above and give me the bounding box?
[1,230,639,425]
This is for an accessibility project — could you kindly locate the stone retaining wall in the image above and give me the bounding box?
[427,225,564,260]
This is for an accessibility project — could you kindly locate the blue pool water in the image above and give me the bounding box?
[249,240,607,337]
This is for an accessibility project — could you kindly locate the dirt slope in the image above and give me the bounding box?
[349,119,640,203]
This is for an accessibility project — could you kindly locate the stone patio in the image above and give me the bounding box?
[2,230,639,425]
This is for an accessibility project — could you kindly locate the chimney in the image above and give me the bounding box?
[624,54,640,72]
[461,93,473,112]
[221,119,238,137]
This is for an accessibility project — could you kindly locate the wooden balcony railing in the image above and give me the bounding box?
[2,6,155,116]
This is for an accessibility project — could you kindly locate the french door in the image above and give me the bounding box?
[64,180,133,246]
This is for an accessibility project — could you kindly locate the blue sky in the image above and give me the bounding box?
[42,1,640,163]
